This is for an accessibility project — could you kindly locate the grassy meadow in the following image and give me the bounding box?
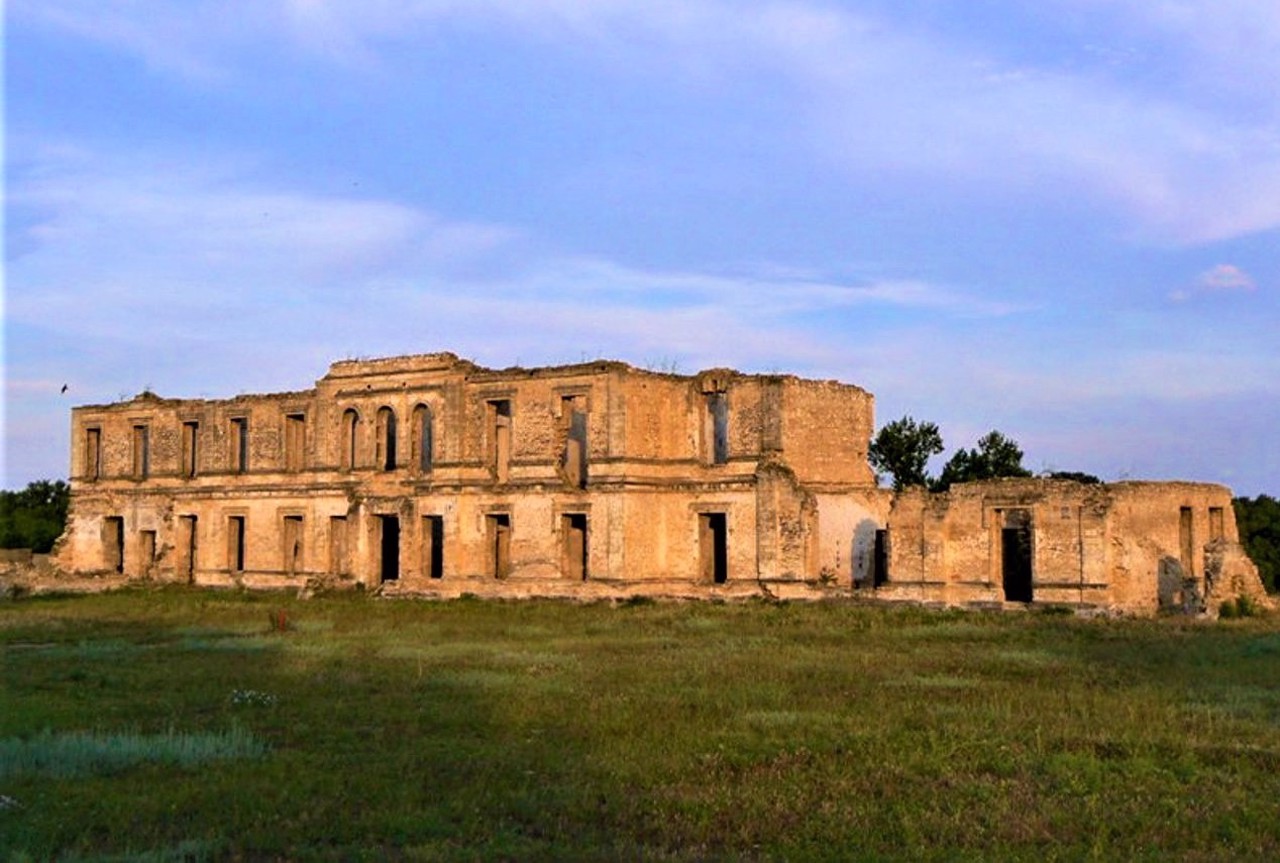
[2,588,1279,861]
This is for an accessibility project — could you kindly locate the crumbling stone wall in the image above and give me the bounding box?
[51,353,1269,612]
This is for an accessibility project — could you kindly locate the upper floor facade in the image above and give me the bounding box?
[69,352,876,495]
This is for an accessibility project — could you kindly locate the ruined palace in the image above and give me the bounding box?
[53,353,1266,613]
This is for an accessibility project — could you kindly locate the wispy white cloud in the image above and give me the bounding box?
[14,0,1280,244]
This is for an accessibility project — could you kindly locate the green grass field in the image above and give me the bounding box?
[3,589,1279,861]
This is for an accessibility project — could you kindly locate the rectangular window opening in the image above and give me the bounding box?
[85,427,102,480]
[131,425,150,479]
[561,396,588,489]
[488,400,512,484]
[422,515,444,580]
[1179,506,1194,574]
[706,393,728,465]
[699,512,728,584]
[487,513,511,579]
[230,418,249,473]
[285,413,306,472]
[181,421,199,478]
[562,513,588,581]
[1209,507,1224,542]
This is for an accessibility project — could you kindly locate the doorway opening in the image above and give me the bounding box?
[379,515,400,583]
[699,513,728,584]
[562,513,588,581]
[1001,510,1033,602]
[872,529,889,587]
[422,515,444,580]
[487,513,511,578]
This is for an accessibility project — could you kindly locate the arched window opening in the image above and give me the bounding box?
[341,409,360,471]
[377,407,398,471]
[413,404,434,472]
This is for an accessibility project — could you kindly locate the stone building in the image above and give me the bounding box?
[53,352,1266,612]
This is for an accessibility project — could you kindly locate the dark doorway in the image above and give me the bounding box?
[872,529,889,587]
[562,513,588,581]
[700,513,728,584]
[379,515,400,582]
[1001,518,1033,602]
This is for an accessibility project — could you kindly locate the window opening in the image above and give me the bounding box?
[422,515,444,580]
[706,393,728,465]
[488,400,512,483]
[1209,507,1224,541]
[341,409,359,471]
[282,515,304,576]
[1179,506,1194,574]
[230,418,249,473]
[561,396,588,489]
[285,413,306,472]
[103,516,125,573]
[699,513,728,584]
[132,425,150,479]
[414,404,434,472]
[378,515,400,582]
[227,515,246,573]
[181,421,199,478]
[376,407,398,471]
[85,427,101,480]
[487,513,512,578]
[562,513,588,581]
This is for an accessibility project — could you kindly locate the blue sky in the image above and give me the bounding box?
[6,1,1279,494]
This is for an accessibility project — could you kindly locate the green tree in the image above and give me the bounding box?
[868,416,944,491]
[1233,495,1280,593]
[0,479,71,553]
[933,430,1031,491]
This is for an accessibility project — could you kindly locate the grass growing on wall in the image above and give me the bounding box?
[2,588,1279,860]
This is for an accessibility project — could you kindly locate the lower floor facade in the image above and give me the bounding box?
[53,477,1268,613]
